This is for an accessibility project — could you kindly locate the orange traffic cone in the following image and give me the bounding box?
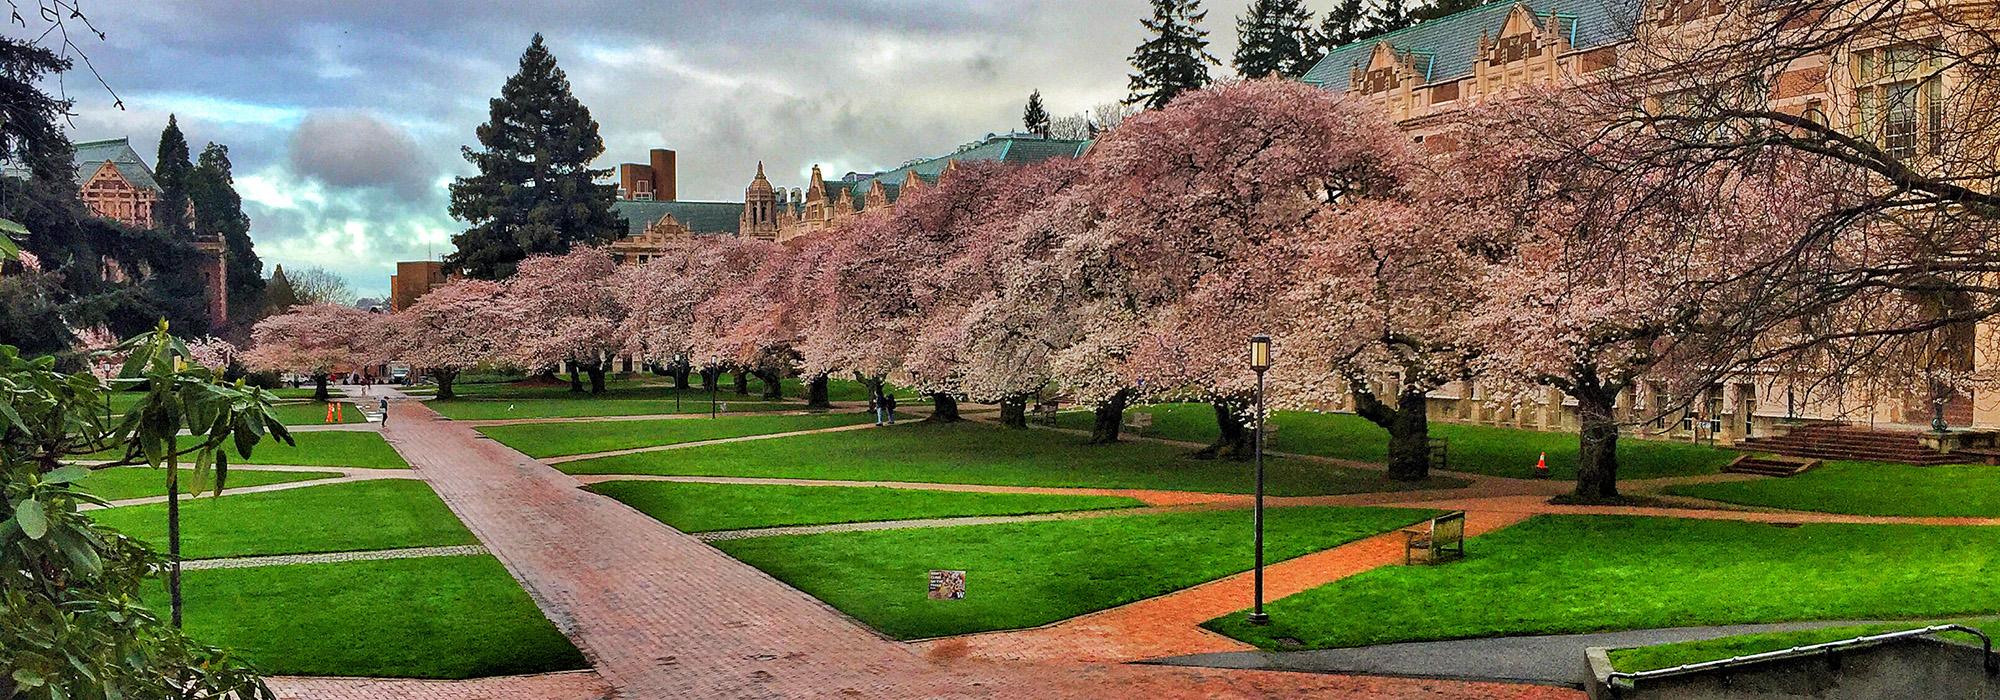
[335,403,344,422]
[1534,452,1549,478]
[324,403,335,424]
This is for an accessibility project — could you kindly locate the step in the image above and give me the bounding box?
[1723,455,1821,477]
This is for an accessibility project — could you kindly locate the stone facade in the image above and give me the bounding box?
[1302,0,1997,436]
[52,138,230,325]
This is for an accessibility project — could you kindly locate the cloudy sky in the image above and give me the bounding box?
[12,0,1290,298]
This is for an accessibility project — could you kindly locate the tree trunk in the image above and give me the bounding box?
[567,362,583,393]
[1196,401,1254,460]
[436,369,458,401]
[999,395,1028,429]
[586,363,607,395]
[928,393,962,422]
[673,365,691,390]
[166,434,182,628]
[757,370,785,400]
[1352,382,1432,482]
[311,373,330,401]
[1575,387,1622,500]
[700,368,718,390]
[806,374,831,409]
[734,370,751,396]
[1088,391,1132,444]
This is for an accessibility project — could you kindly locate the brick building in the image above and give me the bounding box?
[1300,0,1998,440]
[603,132,1091,262]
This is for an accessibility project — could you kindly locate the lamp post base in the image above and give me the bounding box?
[1246,611,1270,626]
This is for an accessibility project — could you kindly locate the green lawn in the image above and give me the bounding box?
[430,396,793,420]
[268,401,367,425]
[1057,404,1738,480]
[1668,461,2000,517]
[84,431,408,469]
[1207,515,2000,650]
[589,480,1144,532]
[561,420,1466,496]
[1607,618,1997,673]
[156,555,584,679]
[482,412,878,458]
[90,479,476,559]
[717,506,1435,639]
[78,467,340,501]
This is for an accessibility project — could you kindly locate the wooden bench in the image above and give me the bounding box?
[1033,400,1061,427]
[1402,511,1466,565]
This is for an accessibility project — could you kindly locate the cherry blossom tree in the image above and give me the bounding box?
[244,303,383,400]
[383,279,509,400]
[1076,78,1411,457]
[618,235,773,391]
[505,246,625,394]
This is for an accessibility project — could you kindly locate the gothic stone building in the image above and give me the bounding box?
[27,138,231,325]
[1302,0,1998,440]
[605,134,1091,261]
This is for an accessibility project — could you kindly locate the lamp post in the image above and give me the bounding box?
[1247,333,1272,626]
[710,368,719,419]
[674,353,685,414]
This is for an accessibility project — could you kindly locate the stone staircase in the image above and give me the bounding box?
[1722,454,1821,477]
[1735,425,1961,465]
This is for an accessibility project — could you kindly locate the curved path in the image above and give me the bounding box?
[262,388,1573,700]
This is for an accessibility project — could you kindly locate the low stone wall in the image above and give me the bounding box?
[1586,637,2000,700]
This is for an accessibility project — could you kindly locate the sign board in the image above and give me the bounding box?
[718,402,729,413]
[927,570,966,600]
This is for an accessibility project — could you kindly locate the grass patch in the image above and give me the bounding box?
[717,506,1434,639]
[77,467,340,501]
[562,420,1464,496]
[268,401,367,425]
[1207,515,2000,650]
[1055,404,1736,480]
[87,431,408,469]
[481,412,877,458]
[156,555,584,679]
[1668,461,2000,517]
[1607,618,1998,673]
[429,396,792,420]
[589,480,1144,532]
[89,479,476,559]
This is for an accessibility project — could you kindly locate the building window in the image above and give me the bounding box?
[1852,41,1945,160]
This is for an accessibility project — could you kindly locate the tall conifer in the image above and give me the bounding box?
[1126,0,1218,109]
[191,143,263,328]
[1023,90,1052,138]
[1313,0,1368,56]
[447,34,619,280]
[1234,0,1314,79]
[153,116,192,239]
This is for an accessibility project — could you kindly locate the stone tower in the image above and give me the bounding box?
[739,161,781,241]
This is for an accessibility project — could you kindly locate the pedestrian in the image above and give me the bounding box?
[379,396,390,426]
[882,392,897,426]
[869,393,883,426]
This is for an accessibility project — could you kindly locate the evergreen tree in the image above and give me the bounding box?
[1125,0,1218,110]
[191,143,264,331]
[153,116,193,240]
[1313,0,1368,56]
[1366,0,1415,37]
[1234,0,1314,79]
[264,264,299,315]
[1022,90,1052,138]
[447,34,620,280]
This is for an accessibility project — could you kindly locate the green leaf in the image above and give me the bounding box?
[16,499,48,539]
[43,465,90,484]
[11,668,45,688]
[0,216,27,236]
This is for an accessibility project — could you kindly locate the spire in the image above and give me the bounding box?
[756,161,766,177]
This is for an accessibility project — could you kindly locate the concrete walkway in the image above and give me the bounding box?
[694,503,1229,542]
[183,544,489,571]
[1148,620,1909,687]
[456,408,864,427]
[82,466,417,510]
[539,421,883,464]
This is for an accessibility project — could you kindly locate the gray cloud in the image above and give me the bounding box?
[287,111,433,200]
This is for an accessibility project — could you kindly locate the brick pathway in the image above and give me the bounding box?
[266,388,1575,699]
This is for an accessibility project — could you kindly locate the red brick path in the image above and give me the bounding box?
[267,396,1576,699]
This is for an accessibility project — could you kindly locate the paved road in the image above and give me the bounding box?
[1148,620,1901,686]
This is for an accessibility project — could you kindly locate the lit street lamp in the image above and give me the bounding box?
[1248,333,1272,626]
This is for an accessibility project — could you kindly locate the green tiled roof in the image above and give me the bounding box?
[612,200,743,235]
[1301,0,1642,90]
[860,133,1090,194]
[16,137,165,191]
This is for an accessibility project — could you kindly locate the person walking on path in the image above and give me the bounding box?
[869,394,883,426]
[378,396,390,426]
[881,392,897,426]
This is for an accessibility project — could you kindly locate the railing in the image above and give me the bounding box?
[1604,624,1999,692]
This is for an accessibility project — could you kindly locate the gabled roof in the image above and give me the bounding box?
[612,200,743,235]
[1300,0,1643,90]
[72,137,161,191]
[861,133,1090,191]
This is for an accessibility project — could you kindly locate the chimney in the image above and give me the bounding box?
[618,163,653,201]
[649,149,677,201]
